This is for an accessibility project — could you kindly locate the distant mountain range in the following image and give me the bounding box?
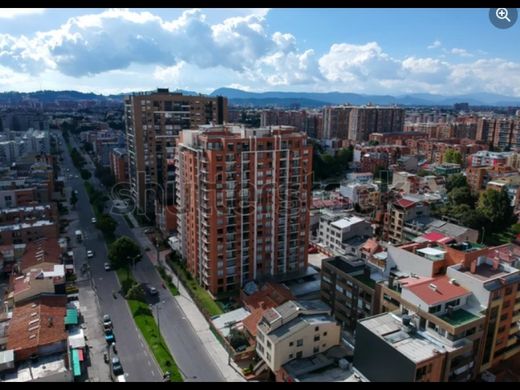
[210,88,520,108]
[1,88,520,108]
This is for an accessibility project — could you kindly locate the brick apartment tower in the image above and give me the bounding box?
[124,89,227,233]
[175,125,313,295]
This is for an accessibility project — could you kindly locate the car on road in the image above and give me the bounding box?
[103,314,112,329]
[87,250,94,258]
[74,175,79,178]
[104,262,111,271]
[111,356,124,376]
[91,217,97,224]
[146,286,158,296]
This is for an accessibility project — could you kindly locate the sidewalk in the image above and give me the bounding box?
[126,215,245,382]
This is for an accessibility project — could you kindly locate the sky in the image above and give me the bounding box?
[0,8,519,96]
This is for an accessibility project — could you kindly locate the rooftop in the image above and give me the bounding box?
[0,220,54,233]
[6,295,68,353]
[324,256,365,275]
[20,238,61,272]
[2,353,68,382]
[331,216,365,230]
[403,275,471,306]
[359,313,441,364]
[449,241,486,253]
[394,198,417,209]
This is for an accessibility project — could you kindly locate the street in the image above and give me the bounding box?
[57,132,161,382]
[68,134,226,382]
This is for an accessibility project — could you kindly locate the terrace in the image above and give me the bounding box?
[438,308,481,327]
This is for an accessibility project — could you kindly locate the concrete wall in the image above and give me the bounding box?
[387,246,434,278]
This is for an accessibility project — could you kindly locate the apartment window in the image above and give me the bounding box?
[289,341,294,347]
[314,335,320,342]
[296,339,303,347]
[266,340,272,349]
[289,353,294,359]
[315,326,319,332]
[266,352,271,362]
[428,305,442,314]
[323,332,328,337]
[296,351,303,359]
[313,346,319,354]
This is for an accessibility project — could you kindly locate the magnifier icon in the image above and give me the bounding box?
[496,8,512,22]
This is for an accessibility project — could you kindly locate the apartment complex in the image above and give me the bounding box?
[321,256,379,333]
[124,89,227,232]
[256,300,341,373]
[349,107,405,142]
[322,106,352,139]
[109,147,128,184]
[175,125,312,295]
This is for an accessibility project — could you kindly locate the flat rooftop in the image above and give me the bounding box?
[2,353,69,382]
[438,308,481,327]
[324,256,365,275]
[460,262,511,281]
[360,313,442,364]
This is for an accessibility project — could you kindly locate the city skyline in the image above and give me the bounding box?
[0,8,519,96]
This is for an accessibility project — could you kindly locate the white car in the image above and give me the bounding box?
[91,217,97,224]
[87,250,94,258]
[104,262,111,271]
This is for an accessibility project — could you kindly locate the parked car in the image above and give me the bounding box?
[104,262,111,271]
[104,328,115,344]
[111,356,124,376]
[91,217,97,224]
[87,250,94,258]
[103,314,112,329]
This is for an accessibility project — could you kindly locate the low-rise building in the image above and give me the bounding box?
[317,211,372,256]
[256,300,341,373]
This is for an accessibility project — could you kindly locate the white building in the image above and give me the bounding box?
[318,210,372,256]
[256,300,341,373]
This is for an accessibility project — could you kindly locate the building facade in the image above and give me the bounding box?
[175,125,312,295]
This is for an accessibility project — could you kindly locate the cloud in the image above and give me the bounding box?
[0,9,45,18]
[451,48,473,57]
[427,40,442,49]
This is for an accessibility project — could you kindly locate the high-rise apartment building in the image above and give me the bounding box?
[124,89,227,232]
[175,125,312,295]
[349,107,405,142]
[322,106,352,139]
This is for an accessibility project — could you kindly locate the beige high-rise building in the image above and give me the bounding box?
[124,89,227,232]
[349,106,405,141]
[175,125,313,295]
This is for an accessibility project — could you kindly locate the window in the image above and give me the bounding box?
[323,332,328,337]
[296,339,303,347]
[296,351,303,359]
[314,335,320,342]
[428,305,442,314]
[289,353,294,359]
[289,341,294,347]
[315,326,319,332]
[313,346,319,354]
[266,340,272,349]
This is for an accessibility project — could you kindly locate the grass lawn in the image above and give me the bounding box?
[115,268,183,382]
[156,266,179,296]
[169,261,223,317]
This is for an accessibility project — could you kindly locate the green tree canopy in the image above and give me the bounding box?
[80,169,92,180]
[448,186,475,207]
[445,173,468,192]
[477,188,515,231]
[97,214,117,236]
[444,149,463,165]
[108,236,142,269]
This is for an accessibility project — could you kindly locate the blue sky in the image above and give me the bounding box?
[0,8,519,96]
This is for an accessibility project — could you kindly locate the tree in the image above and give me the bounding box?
[450,204,486,230]
[448,186,475,207]
[444,149,463,165]
[446,173,468,192]
[70,191,78,208]
[97,214,117,237]
[80,169,92,180]
[83,141,94,153]
[477,188,515,232]
[108,236,142,270]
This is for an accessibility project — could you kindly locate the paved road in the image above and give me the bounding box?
[70,135,226,382]
[113,215,226,382]
[57,132,161,382]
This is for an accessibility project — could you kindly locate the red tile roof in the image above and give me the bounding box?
[422,232,449,243]
[20,238,61,272]
[242,308,264,338]
[242,282,294,311]
[404,276,470,306]
[7,295,67,354]
[394,198,416,209]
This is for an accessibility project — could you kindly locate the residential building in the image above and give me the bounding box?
[446,257,520,371]
[434,163,461,176]
[0,220,58,246]
[354,310,483,382]
[6,295,68,361]
[317,211,372,256]
[175,125,312,295]
[321,256,379,333]
[256,300,341,373]
[348,107,405,142]
[322,106,352,139]
[124,89,228,231]
[109,147,128,184]
[466,166,489,193]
